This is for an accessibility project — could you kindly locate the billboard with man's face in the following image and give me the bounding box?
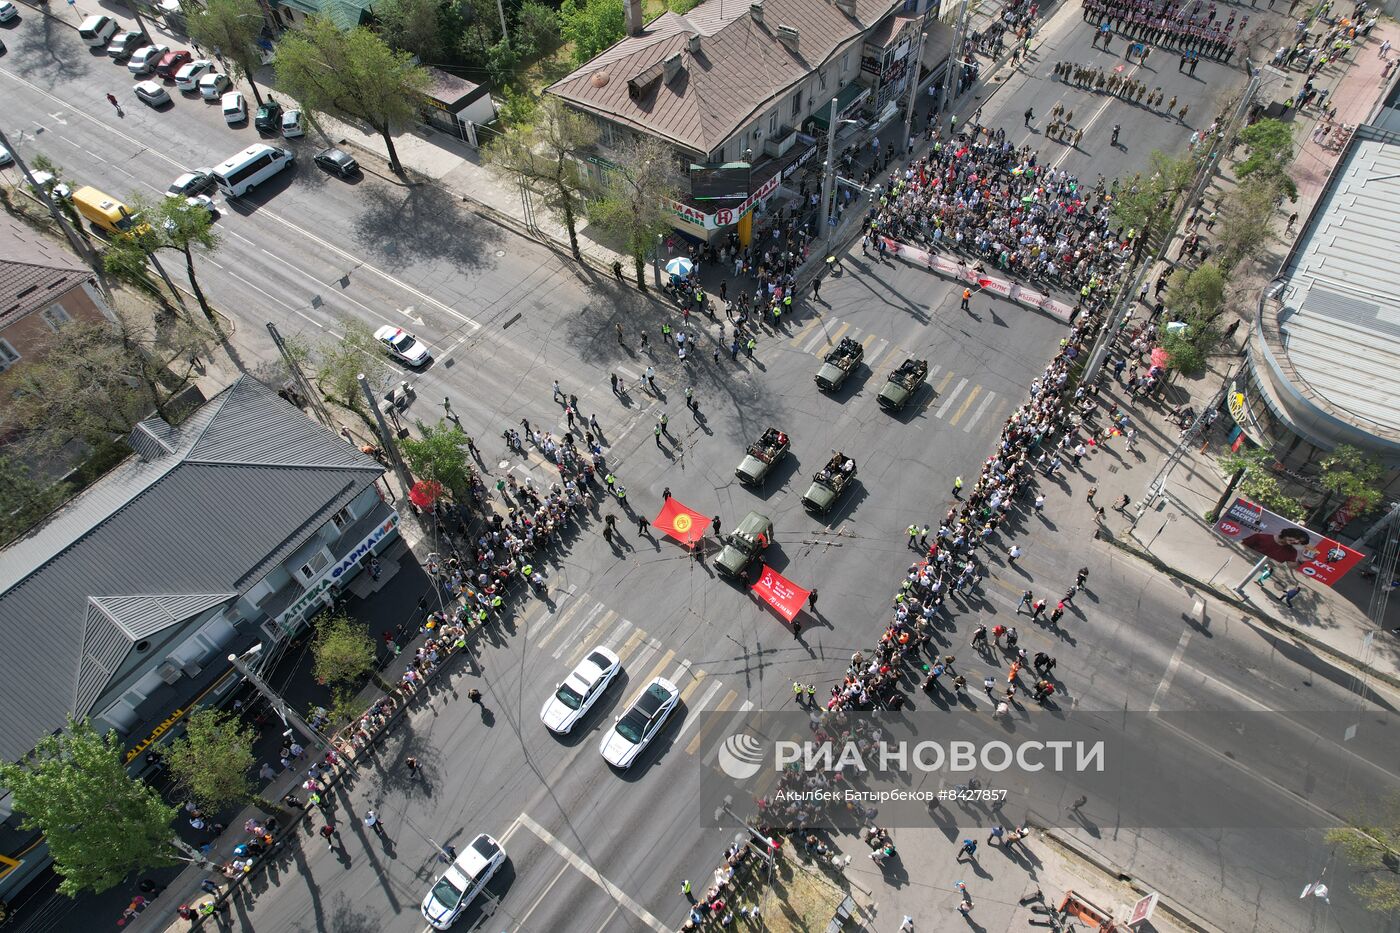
[1212,497,1364,586]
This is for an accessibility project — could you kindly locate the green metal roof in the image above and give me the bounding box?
[276,0,376,30]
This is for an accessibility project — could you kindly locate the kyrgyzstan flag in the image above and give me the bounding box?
[654,498,711,548]
[751,565,810,623]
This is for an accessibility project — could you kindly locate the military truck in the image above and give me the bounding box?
[801,452,857,514]
[735,427,790,486]
[877,358,929,412]
[815,337,863,391]
[714,511,773,579]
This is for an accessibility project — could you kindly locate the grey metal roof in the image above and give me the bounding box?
[1277,132,1400,437]
[0,375,385,764]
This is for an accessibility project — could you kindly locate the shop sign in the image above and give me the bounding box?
[783,143,819,180]
[668,172,781,231]
[274,513,400,627]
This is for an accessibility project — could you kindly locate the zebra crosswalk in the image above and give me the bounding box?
[788,317,1008,432]
[506,589,758,762]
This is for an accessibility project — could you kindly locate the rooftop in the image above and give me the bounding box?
[0,217,95,330]
[0,375,385,764]
[547,0,907,155]
[1272,128,1400,440]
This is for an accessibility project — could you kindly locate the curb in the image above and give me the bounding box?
[1096,523,1400,691]
[1041,828,1223,933]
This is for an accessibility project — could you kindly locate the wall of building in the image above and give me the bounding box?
[0,283,111,374]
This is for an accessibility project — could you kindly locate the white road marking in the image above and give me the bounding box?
[964,390,998,432]
[673,680,724,743]
[224,271,327,329]
[514,864,572,930]
[1149,629,1192,715]
[603,619,634,651]
[516,813,669,932]
[935,377,969,419]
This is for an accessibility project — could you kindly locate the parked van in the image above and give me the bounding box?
[78,14,117,47]
[211,144,294,197]
[71,186,142,235]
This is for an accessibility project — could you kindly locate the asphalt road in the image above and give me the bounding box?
[4,4,1399,933]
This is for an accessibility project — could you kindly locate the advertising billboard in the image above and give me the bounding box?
[1212,497,1363,586]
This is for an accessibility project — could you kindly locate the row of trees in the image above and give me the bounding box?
[1213,443,1387,525]
[0,613,378,896]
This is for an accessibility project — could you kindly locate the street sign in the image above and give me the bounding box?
[1127,892,1158,925]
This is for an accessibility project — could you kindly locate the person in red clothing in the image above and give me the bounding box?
[1241,527,1311,568]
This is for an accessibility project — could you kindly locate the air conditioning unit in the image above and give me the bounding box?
[157,661,182,685]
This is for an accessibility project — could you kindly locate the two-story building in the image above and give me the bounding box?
[0,374,398,898]
[0,217,112,377]
[547,0,948,243]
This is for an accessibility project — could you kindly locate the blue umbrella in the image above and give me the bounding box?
[664,257,693,278]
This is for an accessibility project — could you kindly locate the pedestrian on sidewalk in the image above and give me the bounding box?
[681,879,694,902]
[970,623,988,649]
[1282,585,1302,607]
[1030,599,1047,620]
[956,881,974,913]
[1007,544,1023,564]
[1114,493,1131,512]
[439,844,457,864]
[1086,485,1098,505]
[637,516,651,535]
[956,838,978,862]
[808,589,819,611]
[900,916,915,932]
[1034,493,1046,511]
[987,825,1004,845]
[552,380,563,403]
[1067,795,1088,814]
[364,810,385,836]
[1076,567,1089,590]
[1050,603,1065,625]
[952,476,964,497]
[319,823,338,850]
[1017,590,1033,613]
[613,260,624,281]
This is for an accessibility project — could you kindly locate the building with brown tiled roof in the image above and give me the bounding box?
[548,0,949,241]
[0,217,112,375]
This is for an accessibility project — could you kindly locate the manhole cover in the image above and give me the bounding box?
[496,250,506,257]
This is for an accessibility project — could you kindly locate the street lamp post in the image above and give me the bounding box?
[820,97,839,249]
[228,645,321,747]
[901,32,928,153]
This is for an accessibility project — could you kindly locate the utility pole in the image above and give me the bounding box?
[820,97,838,247]
[496,0,509,41]
[228,646,321,746]
[0,126,105,285]
[653,233,663,288]
[901,31,928,153]
[358,372,416,502]
[939,0,969,117]
[267,322,332,428]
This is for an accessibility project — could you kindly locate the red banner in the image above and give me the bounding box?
[654,499,711,548]
[1212,497,1364,586]
[751,565,810,622]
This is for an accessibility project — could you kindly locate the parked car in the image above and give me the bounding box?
[221,91,247,124]
[127,44,170,76]
[165,169,215,198]
[313,147,359,179]
[373,326,431,367]
[253,97,282,133]
[0,2,18,24]
[0,144,13,167]
[280,109,304,138]
[198,72,230,100]
[420,834,505,930]
[78,14,117,47]
[107,31,149,61]
[173,59,214,92]
[27,170,71,200]
[133,80,171,107]
[154,49,192,80]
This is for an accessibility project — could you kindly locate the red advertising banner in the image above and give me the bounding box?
[654,498,711,548]
[1212,497,1364,586]
[751,565,810,622]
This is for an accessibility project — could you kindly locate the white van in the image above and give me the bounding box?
[78,14,118,48]
[211,144,294,197]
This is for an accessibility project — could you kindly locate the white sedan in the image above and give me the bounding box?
[420,833,505,930]
[174,59,215,92]
[127,43,169,75]
[221,90,246,124]
[541,647,620,734]
[374,325,431,367]
[600,677,679,768]
[281,109,304,138]
[133,80,171,107]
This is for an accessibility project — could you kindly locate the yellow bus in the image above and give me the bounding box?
[71,185,141,235]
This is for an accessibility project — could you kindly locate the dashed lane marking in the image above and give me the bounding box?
[516,814,669,932]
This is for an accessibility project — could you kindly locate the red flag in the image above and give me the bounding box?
[751,565,810,623]
[654,498,711,548]
[977,277,994,288]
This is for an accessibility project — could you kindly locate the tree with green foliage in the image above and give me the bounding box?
[560,0,625,65]
[1315,443,1386,519]
[275,17,432,174]
[1158,321,1215,376]
[1215,178,1278,273]
[28,154,84,233]
[163,709,256,812]
[454,0,503,61]
[311,610,378,687]
[374,0,447,62]
[516,0,561,56]
[485,96,598,260]
[187,0,269,105]
[310,317,391,424]
[588,134,681,290]
[1325,794,1400,914]
[104,196,221,325]
[1214,446,1304,521]
[1235,118,1296,198]
[1111,150,1197,248]
[1166,262,1226,323]
[0,718,178,896]
[401,419,476,498]
[0,456,72,546]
